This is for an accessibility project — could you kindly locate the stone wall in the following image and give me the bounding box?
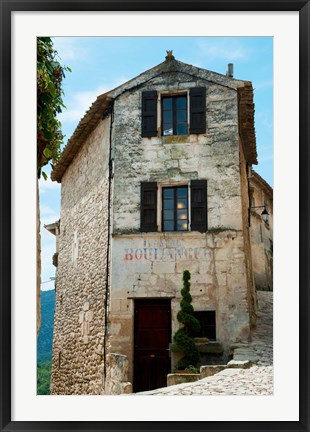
[109,231,251,382]
[108,70,253,383]
[238,140,257,326]
[249,174,273,291]
[112,72,243,233]
[51,118,110,395]
[104,353,132,395]
[51,61,259,393]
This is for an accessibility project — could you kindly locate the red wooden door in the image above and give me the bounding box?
[134,299,171,392]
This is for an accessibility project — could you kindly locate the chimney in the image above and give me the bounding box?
[227,63,234,78]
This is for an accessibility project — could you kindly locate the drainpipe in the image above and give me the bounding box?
[103,103,114,390]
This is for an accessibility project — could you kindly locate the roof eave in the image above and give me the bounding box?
[238,82,258,165]
[51,94,114,182]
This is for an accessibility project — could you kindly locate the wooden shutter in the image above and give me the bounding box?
[141,91,158,137]
[141,182,158,232]
[189,87,206,134]
[190,180,207,232]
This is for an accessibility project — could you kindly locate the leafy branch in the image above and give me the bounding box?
[37,37,71,179]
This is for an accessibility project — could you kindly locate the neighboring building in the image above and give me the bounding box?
[44,220,60,268]
[249,170,273,291]
[49,53,272,395]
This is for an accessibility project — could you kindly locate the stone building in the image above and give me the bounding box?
[49,53,272,395]
[249,170,273,291]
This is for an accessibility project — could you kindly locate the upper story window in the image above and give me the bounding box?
[162,96,187,136]
[141,88,206,137]
[140,180,207,233]
[162,186,188,231]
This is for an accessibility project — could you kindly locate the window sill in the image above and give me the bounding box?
[112,231,238,239]
[162,135,189,144]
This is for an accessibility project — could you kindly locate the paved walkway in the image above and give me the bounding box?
[137,291,273,396]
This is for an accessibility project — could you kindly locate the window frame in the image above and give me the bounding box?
[161,185,190,232]
[140,180,207,233]
[161,93,188,136]
[157,182,191,233]
[193,310,216,340]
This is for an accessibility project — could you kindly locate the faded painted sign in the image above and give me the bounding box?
[123,239,210,262]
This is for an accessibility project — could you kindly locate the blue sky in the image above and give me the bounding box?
[39,36,273,290]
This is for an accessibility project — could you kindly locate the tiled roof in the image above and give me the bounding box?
[237,82,258,165]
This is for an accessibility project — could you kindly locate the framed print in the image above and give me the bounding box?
[1,1,309,431]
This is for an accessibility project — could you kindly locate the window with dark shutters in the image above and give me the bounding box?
[141,91,158,137]
[189,87,206,134]
[190,180,207,232]
[140,182,158,232]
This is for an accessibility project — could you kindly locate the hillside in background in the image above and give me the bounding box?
[37,289,55,363]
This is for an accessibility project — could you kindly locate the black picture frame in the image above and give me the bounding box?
[1,1,309,431]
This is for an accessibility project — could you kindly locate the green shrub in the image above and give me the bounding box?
[173,270,201,370]
[37,360,52,395]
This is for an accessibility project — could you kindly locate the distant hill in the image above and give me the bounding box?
[37,289,55,363]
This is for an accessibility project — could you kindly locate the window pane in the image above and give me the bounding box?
[162,98,172,109]
[177,199,187,209]
[177,97,187,108]
[177,110,187,123]
[177,221,188,231]
[177,123,187,135]
[164,210,174,220]
[177,187,187,198]
[163,126,173,136]
[163,189,173,198]
[163,111,172,123]
[177,210,187,220]
[164,221,174,231]
[163,199,173,209]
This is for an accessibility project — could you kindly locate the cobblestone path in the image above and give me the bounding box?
[137,291,273,396]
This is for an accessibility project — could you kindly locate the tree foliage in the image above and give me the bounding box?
[37,37,71,179]
[37,360,52,395]
[173,270,201,370]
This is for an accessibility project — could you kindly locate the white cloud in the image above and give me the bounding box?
[39,176,61,194]
[58,78,128,124]
[197,39,248,62]
[53,37,86,62]
[40,205,60,225]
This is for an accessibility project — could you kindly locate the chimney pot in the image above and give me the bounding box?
[227,63,234,78]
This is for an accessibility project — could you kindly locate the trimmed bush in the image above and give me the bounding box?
[173,270,201,370]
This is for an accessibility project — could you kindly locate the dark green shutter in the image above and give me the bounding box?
[189,87,206,134]
[191,180,207,232]
[141,91,158,137]
[141,182,158,232]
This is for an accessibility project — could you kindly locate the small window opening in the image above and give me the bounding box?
[193,311,216,340]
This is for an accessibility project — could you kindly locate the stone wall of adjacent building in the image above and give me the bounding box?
[249,173,273,291]
[238,140,257,326]
[50,118,111,395]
